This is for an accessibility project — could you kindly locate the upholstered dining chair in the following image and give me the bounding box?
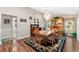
[33,27,42,44]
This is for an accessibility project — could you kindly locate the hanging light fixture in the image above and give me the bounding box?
[43,12,52,22]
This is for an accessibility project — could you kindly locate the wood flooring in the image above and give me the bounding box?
[0,36,79,52]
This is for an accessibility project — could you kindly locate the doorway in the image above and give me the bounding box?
[1,14,17,51]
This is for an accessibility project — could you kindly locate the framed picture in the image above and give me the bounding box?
[4,19,10,24]
[34,20,36,23]
[37,21,39,24]
[29,16,32,20]
[37,19,39,21]
[34,18,36,20]
[20,19,27,22]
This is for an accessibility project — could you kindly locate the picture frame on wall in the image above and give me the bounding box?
[4,19,10,24]
[37,21,39,24]
[37,19,39,21]
[37,19,39,24]
[34,20,36,23]
[20,18,27,22]
[34,18,36,20]
[29,16,32,20]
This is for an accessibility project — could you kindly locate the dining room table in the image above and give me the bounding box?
[39,30,56,46]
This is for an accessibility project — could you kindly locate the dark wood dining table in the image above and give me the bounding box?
[39,30,56,46]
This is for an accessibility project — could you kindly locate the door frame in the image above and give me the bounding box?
[1,14,17,40]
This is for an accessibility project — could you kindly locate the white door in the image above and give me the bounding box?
[12,17,17,51]
[12,17,17,40]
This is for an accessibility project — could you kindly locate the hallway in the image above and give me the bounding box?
[64,37,79,52]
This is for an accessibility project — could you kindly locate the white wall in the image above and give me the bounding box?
[0,7,45,44]
[77,14,79,41]
[0,11,1,44]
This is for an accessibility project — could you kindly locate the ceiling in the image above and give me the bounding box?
[31,7,79,15]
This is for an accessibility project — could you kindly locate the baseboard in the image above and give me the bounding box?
[0,35,30,45]
[17,35,30,40]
